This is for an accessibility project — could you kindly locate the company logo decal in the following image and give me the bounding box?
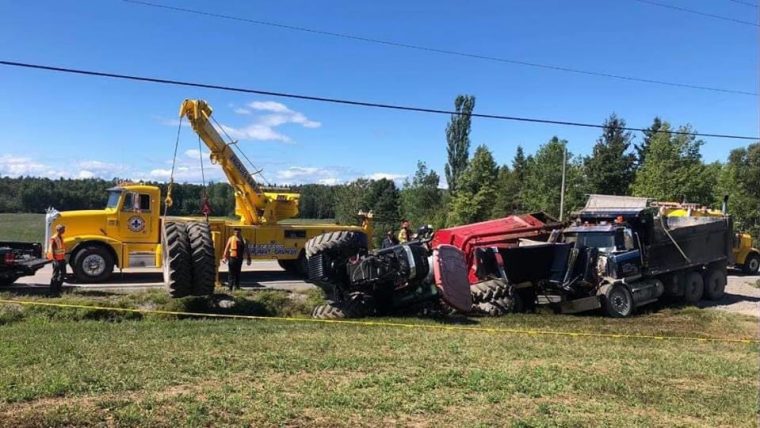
[128,216,146,232]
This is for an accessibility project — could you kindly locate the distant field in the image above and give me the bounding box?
[0,213,45,243]
[0,290,757,427]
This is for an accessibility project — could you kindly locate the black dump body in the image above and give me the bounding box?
[645,216,733,275]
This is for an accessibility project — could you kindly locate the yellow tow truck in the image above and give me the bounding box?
[45,99,372,296]
[654,201,759,274]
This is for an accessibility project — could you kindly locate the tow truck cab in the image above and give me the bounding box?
[46,184,163,282]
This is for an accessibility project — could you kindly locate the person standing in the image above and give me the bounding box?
[222,228,251,290]
[381,230,398,249]
[47,224,66,296]
[397,219,413,243]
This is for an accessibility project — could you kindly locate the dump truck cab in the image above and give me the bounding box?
[46,183,163,282]
[562,222,643,281]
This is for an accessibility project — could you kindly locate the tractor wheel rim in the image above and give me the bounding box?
[82,254,106,277]
[611,291,630,314]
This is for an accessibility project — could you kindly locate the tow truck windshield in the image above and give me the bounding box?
[106,190,122,209]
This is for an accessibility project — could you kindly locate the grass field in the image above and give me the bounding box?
[0,290,758,427]
[0,213,45,243]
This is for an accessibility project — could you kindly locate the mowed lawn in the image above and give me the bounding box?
[0,213,45,243]
[0,291,758,427]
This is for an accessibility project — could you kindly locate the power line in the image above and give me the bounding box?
[631,0,760,27]
[725,0,758,8]
[121,0,756,97]
[1,59,757,141]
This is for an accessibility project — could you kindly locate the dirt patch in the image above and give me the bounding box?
[699,274,760,318]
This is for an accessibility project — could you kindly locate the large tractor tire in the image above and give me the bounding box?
[703,268,727,301]
[305,231,367,258]
[72,245,115,283]
[743,253,760,275]
[312,292,376,319]
[187,222,215,296]
[683,271,704,304]
[277,251,308,277]
[162,221,193,298]
[471,279,509,304]
[474,294,521,317]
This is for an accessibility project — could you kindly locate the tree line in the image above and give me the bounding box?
[2,94,759,245]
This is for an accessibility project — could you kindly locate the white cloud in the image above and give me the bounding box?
[0,155,48,176]
[365,172,407,182]
[318,177,341,185]
[184,149,210,159]
[233,107,251,115]
[248,101,291,113]
[218,123,291,143]
[78,170,95,179]
[149,168,172,178]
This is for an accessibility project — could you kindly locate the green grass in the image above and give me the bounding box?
[0,213,45,243]
[0,289,758,427]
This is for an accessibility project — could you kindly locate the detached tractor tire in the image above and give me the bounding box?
[305,231,367,258]
[187,222,215,296]
[683,271,704,304]
[703,268,727,301]
[743,253,760,275]
[312,292,376,319]
[471,279,509,304]
[602,283,634,318]
[72,245,114,283]
[162,221,193,298]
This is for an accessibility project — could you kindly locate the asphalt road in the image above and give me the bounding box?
[9,260,315,294]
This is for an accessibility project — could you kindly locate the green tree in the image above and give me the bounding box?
[449,145,499,225]
[636,117,663,167]
[334,179,371,226]
[444,95,475,194]
[400,161,444,229]
[718,143,760,236]
[584,113,636,195]
[631,122,715,204]
[491,165,521,218]
[522,137,585,219]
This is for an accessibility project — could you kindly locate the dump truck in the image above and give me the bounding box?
[652,200,759,274]
[46,99,372,297]
[0,242,50,286]
[305,227,472,318]
[481,194,733,317]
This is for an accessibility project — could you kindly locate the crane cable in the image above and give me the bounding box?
[210,115,272,186]
[164,115,185,212]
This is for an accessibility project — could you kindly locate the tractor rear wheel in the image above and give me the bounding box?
[187,222,215,296]
[312,292,376,319]
[471,279,509,304]
[163,221,193,298]
[743,253,760,275]
[305,231,367,258]
[474,294,520,317]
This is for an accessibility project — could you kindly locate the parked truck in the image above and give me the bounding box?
[0,242,50,286]
[46,99,372,297]
[486,194,732,317]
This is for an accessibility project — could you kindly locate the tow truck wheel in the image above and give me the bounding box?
[162,222,193,298]
[743,253,760,275]
[73,246,114,283]
[683,271,704,304]
[703,268,726,301]
[602,284,633,318]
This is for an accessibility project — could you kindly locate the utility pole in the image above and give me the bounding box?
[559,145,566,221]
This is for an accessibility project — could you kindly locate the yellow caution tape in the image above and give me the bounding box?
[0,299,757,345]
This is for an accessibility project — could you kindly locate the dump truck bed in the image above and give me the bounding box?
[645,216,732,276]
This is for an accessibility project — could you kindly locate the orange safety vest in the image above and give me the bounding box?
[48,233,66,261]
[227,236,240,258]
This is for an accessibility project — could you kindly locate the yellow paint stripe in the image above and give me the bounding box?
[0,299,756,345]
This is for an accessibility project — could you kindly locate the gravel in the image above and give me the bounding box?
[699,274,760,318]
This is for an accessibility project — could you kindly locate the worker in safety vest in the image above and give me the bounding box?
[48,224,66,296]
[222,228,251,290]
[398,219,413,243]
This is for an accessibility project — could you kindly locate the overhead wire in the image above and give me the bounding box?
[121,0,756,97]
[726,0,758,8]
[1,60,757,141]
[631,0,760,27]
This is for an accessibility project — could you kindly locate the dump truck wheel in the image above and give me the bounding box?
[703,268,726,301]
[602,284,633,318]
[311,292,375,319]
[73,245,114,283]
[187,222,215,296]
[683,271,704,304]
[471,279,508,304]
[305,231,367,258]
[743,253,760,275]
[162,222,193,298]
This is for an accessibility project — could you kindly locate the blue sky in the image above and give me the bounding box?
[0,0,757,186]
